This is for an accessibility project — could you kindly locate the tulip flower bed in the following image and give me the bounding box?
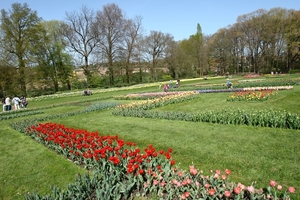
[112,92,300,130]
[196,86,292,94]
[114,107,300,130]
[114,91,192,100]
[242,86,293,91]
[231,79,299,89]
[227,90,277,101]
[0,109,43,121]
[24,122,295,199]
[177,78,299,93]
[114,92,199,113]
[196,88,243,93]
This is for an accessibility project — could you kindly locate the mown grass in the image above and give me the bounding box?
[0,75,299,199]
[0,121,86,200]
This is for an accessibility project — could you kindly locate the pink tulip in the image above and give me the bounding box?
[214,173,219,179]
[288,187,295,193]
[225,169,231,175]
[234,187,241,194]
[222,175,227,180]
[224,190,231,198]
[270,180,277,187]
[209,189,215,196]
[277,185,282,190]
[247,186,255,193]
[184,191,190,198]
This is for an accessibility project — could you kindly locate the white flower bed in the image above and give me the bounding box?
[243,86,293,91]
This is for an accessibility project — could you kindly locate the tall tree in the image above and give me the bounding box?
[0,3,42,96]
[120,16,143,84]
[165,40,180,79]
[62,6,98,86]
[188,23,205,76]
[96,3,127,86]
[207,28,232,75]
[284,9,300,71]
[143,30,173,81]
[178,39,198,77]
[36,20,74,91]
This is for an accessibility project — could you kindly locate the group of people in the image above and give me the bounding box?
[82,88,93,96]
[162,79,181,92]
[1,95,28,112]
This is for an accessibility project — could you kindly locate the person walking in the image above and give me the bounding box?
[5,96,11,111]
[169,80,173,88]
[12,95,21,110]
[164,84,169,92]
[20,96,28,108]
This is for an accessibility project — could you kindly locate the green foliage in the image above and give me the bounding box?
[289,69,300,74]
[162,75,172,81]
[0,109,44,121]
[1,3,42,95]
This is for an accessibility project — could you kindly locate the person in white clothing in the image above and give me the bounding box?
[5,96,11,111]
[12,95,21,110]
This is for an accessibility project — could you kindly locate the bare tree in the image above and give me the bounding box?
[62,6,98,85]
[120,16,143,84]
[96,3,127,86]
[143,31,173,81]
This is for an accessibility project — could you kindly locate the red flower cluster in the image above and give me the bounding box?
[26,122,175,176]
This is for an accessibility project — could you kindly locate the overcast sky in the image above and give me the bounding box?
[2,0,299,41]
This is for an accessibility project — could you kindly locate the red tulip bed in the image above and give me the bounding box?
[24,121,296,199]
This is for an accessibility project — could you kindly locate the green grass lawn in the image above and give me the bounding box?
[0,75,299,199]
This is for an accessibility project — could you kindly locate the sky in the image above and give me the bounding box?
[1,0,299,41]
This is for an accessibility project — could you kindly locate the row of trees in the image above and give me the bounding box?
[209,8,300,75]
[0,3,299,97]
